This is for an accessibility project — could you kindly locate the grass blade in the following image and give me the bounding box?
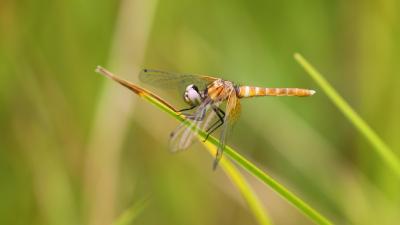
[96,66,333,225]
[203,141,272,225]
[111,196,150,225]
[294,53,400,178]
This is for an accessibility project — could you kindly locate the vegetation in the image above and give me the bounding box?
[1,1,399,225]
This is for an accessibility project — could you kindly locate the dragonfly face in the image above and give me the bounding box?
[183,84,204,106]
[183,80,235,106]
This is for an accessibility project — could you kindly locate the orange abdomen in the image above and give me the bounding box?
[237,86,315,98]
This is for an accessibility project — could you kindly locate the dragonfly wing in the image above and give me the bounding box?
[169,122,197,152]
[139,69,218,91]
[212,90,241,169]
[169,99,215,152]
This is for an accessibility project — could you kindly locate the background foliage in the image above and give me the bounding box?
[1,0,399,224]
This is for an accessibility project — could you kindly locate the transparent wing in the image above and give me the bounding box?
[169,99,216,152]
[226,94,241,124]
[212,90,241,169]
[139,69,218,91]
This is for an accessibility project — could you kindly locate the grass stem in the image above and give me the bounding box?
[294,53,400,178]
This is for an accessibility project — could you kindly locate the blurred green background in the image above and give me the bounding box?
[1,0,399,224]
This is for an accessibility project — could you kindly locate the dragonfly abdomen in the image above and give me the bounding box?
[237,86,315,98]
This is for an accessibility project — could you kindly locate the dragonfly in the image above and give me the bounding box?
[139,69,316,169]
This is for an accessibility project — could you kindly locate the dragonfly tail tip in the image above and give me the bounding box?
[212,160,219,171]
[310,90,316,95]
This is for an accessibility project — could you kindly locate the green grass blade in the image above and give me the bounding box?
[111,196,150,225]
[203,141,272,225]
[294,53,400,178]
[96,66,333,225]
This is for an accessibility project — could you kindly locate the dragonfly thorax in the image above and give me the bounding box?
[183,84,203,106]
[206,79,236,102]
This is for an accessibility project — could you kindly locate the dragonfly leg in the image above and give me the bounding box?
[177,105,197,113]
[181,107,207,121]
[208,107,225,131]
[203,107,225,142]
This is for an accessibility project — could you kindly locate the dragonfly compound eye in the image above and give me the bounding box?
[184,84,202,106]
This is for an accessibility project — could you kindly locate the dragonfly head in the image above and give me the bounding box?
[183,84,202,106]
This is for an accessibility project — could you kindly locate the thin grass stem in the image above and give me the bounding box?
[111,196,150,225]
[294,53,400,178]
[203,142,272,225]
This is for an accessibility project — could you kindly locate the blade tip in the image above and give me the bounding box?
[95,65,106,74]
[95,65,113,79]
[95,65,103,73]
